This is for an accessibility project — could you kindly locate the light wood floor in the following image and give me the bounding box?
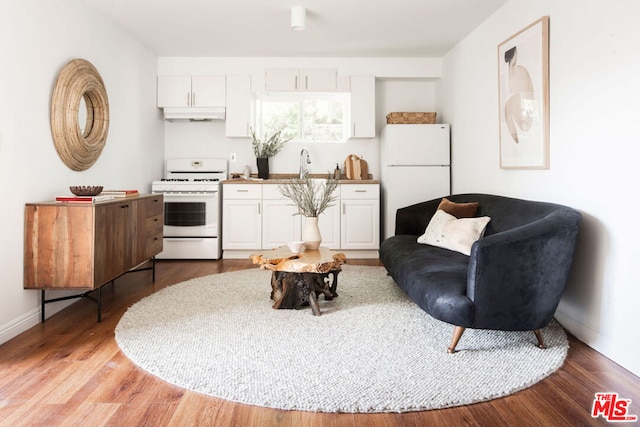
[1,259,639,426]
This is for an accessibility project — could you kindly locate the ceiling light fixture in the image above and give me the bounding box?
[291,6,306,31]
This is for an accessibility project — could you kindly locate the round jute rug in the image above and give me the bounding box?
[115,265,568,413]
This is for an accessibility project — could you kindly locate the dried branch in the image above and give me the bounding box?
[251,128,292,158]
[278,173,339,217]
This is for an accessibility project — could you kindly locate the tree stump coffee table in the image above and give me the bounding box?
[250,246,347,316]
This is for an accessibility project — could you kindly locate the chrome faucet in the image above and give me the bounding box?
[299,148,311,178]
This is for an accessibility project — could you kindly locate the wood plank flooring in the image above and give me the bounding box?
[1,259,639,426]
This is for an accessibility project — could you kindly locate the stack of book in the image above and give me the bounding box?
[100,189,140,198]
[55,195,115,203]
[55,190,139,203]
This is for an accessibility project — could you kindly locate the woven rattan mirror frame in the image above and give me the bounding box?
[50,59,109,171]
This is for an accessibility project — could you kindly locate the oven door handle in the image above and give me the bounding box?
[160,192,218,196]
[163,238,211,241]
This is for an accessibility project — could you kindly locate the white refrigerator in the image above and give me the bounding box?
[380,124,451,240]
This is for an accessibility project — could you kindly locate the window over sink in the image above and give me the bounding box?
[255,93,349,143]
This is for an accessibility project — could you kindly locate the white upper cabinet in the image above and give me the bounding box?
[349,75,376,139]
[264,68,337,92]
[157,76,191,107]
[192,76,226,107]
[336,75,351,92]
[225,75,252,137]
[264,68,298,92]
[157,75,226,108]
[302,69,337,91]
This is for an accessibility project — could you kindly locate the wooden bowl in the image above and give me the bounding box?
[70,186,103,196]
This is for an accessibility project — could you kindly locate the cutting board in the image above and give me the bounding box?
[344,154,368,180]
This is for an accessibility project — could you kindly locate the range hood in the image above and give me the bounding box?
[163,107,226,121]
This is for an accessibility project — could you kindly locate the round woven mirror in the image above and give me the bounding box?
[50,59,109,171]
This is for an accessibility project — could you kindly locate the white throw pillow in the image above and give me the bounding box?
[417,210,491,256]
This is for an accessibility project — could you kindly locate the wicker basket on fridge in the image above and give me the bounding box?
[386,112,436,124]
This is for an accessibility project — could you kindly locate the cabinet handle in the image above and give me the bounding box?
[187,92,190,106]
[342,202,345,215]
[305,75,308,90]
[236,189,249,192]
[154,218,158,222]
[192,92,196,106]
[258,202,261,215]
[355,190,367,193]
[121,204,129,208]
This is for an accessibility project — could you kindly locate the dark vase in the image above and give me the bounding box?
[256,157,269,179]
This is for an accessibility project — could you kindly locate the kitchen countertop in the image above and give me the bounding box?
[224,173,380,184]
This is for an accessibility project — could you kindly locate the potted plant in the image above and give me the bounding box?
[278,173,339,249]
[251,128,292,179]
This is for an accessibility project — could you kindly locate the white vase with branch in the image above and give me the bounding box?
[278,173,339,249]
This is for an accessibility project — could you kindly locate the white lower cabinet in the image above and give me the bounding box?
[222,182,379,257]
[222,184,262,250]
[341,200,380,249]
[262,185,301,249]
[340,184,380,250]
[318,204,340,249]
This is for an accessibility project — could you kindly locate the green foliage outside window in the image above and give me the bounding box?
[257,94,348,143]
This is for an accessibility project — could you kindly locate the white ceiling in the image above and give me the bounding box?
[81,0,507,57]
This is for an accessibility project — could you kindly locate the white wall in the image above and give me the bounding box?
[159,57,441,180]
[439,0,640,375]
[0,0,164,342]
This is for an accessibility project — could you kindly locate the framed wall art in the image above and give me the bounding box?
[498,16,549,169]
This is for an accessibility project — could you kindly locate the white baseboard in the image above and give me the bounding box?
[0,308,41,345]
[222,250,258,259]
[0,294,79,346]
[554,309,602,344]
[555,309,640,377]
[341,250,380,259]
[223,249,380,260]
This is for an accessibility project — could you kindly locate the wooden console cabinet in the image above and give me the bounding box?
[24,194,163,321]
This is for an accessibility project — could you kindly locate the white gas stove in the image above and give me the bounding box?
[151,158,228,192]
[152,158,228,260]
